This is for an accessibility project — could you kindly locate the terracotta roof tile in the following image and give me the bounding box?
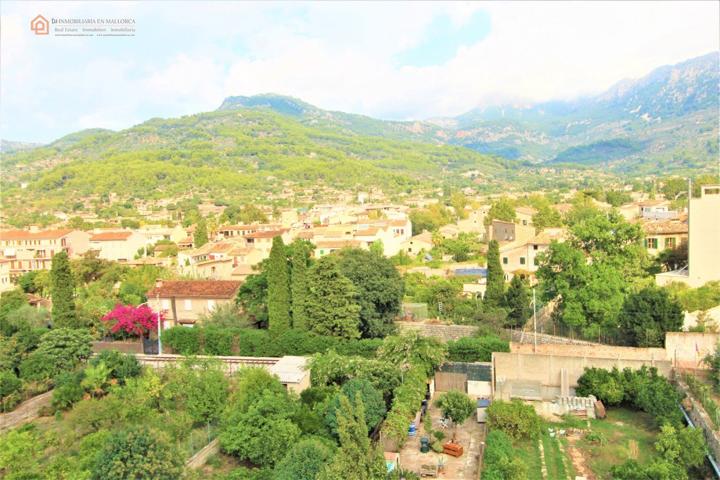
[90,231,133,241]
[147,280,241,298]
[0,229,74,240]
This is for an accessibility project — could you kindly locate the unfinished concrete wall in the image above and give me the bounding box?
[666,332,719,369]
[492,352,672,401]
[510,342,667,361]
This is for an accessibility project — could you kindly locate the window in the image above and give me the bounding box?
[533,244,538,250]
[184,299,192,311]
[207,299,216,311]
[520,257,526,265]
[522,220,527,226]
[645,238,658,249]
[665,237,676,249]
[502,257,508,265]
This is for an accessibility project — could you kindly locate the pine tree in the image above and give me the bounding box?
[194,217,208,248]
[50,251,77,327]
[503,275,531,328]
[484,239,505,307]
[319,395,386,480]
[306,256,360,339]
[290,241,310,331]
[267,236,291,335]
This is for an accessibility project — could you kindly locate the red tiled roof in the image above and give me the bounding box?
[90,231,133,241]
[0,229,73,240]
[245,229,286,239]
[642,220,688,235]
[147,280,241,299]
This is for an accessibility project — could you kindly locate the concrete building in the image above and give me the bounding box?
[0,228,91,278]
[399,231,434,256]
[657,185,720,287]
[147,280,242,328]
[89,230,148,262]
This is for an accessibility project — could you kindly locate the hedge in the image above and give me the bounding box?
[382,364,428,447]
[161,326,382,358]
[447,335,509,362]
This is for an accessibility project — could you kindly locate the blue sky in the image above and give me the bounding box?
[1,1,718,143]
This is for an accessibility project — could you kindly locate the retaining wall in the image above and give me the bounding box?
[185,438,220,469]
[0,390,53,431]
[676,379,720,462]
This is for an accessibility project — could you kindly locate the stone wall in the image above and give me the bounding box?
[511,342,667,361]
[185,438,220,469]
[508,330,599,346]
[676,379,720,462]
[0,390,53,431]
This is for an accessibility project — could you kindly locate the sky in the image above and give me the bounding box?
[1,1,718,143]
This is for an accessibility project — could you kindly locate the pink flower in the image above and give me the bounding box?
[102,304,163,337]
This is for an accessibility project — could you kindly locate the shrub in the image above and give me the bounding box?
[52,370,85,410]
[34,328,92,373]
[486,400,541,440]
[273,438,335,480]
[19,351,56,381]
[324,379,386,436]
[91,427,183,480]
[483,430,528,480]
[382,364,428,446]
[576,367,625,405]
[203,327,234,355]
[161,326,201,355]
[434,391,476,424]
[89,350,141,384]
[0,371,21,411]
[447,335,509,362]
[101,304,160,338]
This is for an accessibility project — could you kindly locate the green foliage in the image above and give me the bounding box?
[89,349,142,384]
[236,270,268,326]
[382,364,428,447]
[532,204,563,231]
[336,248,404,338]
[20,328,92,381]
[446,335,509,362]
[434,391,475,424]
[162,325,201,354]
[485,198,516,226]
[231,367,288,414]
[268,236,292,336]
[50,251,79,328]
[503,275,531,328]
[376,331,447,376]
[318,395,386,480]
[324,379,386,436]
[52,370,85,410]
[273,438,335,480]
[309,350,401,400]
[0,371,21,411]
[91,426,183,480]
[0,429,41,479]
[485,240,504,307]
[290,241,311,331]
[618,287,683,347]
[482,430,528,480]
[409,204,453,235]
[194,217,209,248]
[162,359,229,424]
[81,361,111,397]
[486,400,541,440]
[0,289,28,333]
[666,281,720,312]
[576,367,626,405]
[220,389,301,467]
[306,256,361,340]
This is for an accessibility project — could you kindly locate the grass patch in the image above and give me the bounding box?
[514,436,543,480]
[542,430,573,480]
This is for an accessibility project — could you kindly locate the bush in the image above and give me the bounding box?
[0,371,21,403]
[576,367,625,405]
[203,327,234,355]
[273,438,335,480]
[162,326,201,355]
[91,427,183,480]
[447,335,509,362]
[483,430,528,480]
[324,379,386,436]
[52,370,85,410]
[434,391,476,424]
[382,364,428,447]
[486,400,541,440]
[35,328,93,372]
[19,351,56,381]
[90,350,141,384]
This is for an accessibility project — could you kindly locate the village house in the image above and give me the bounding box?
[499,228,567,280]
[399,231,434,256]
[641,217,688,255]
[0,228,91,279]
[657,185,720,287]
[243,229,291,253]
[89,230,147,262]
[486,219,535,244]
[216,224,282,241]
[514,206,537,227]
[147,280,242,328]
[0,258,13,293]
[314,239,365,257]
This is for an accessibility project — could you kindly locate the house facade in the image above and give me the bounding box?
[89,230,147,262]
[0,228,91,279]
[147,280,242,328]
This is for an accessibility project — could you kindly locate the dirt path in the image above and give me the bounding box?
[565,435,595,480]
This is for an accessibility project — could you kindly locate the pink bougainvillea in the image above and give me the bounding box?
[102,304,162,337]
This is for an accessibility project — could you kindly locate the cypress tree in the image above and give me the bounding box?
[194,217,208,248]
[485,239,505,307]
[290,241,310,331]
[503,275,531,328]
[267,236,291,335]
[305,256,360,340]
[50,251,77,327]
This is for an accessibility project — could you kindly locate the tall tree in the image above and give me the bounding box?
[503,275,531,328]
[267,236,291,335]
[336,248,404,338]
[484,240,504,307]
[306,256,360,339]
[50,251,77,328]
[618,287,683,347]
[194,217,208,248]
[290,241,310,331]
[319,395,386,480]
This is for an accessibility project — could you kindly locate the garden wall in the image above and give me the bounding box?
[92,340,143,354]
[185,438,220,469]
[666,332,719,369]
[676,378,720,462]
[492,352,672,401]
[510,342,667,361]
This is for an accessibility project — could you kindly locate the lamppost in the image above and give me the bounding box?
[137,292,163,355]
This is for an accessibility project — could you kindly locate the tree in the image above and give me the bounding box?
[484,240,504,307]
[435,391,476,425]
[532,205,562,231]
[194,217,208,247]
[220,389,300,467]
[324,379,386,436]
[51,251,78,327]
[618,287,683,347]
[319,395,386,480]
[485,198,516,226]
[236,268,268,327]
[306,256,361,339]
[267,236,291,335]
[503,275,531,328]
[291,241,310,331]
[336,248,404,338]
[486,400,541,440]
[101,304,161,338]
[163,359,229,424]
[274,438,335,480]
[654,424,706,470]
[20,328,92,380]
[91,427,183,480]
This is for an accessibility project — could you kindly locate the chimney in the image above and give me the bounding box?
[155,279,163,289]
